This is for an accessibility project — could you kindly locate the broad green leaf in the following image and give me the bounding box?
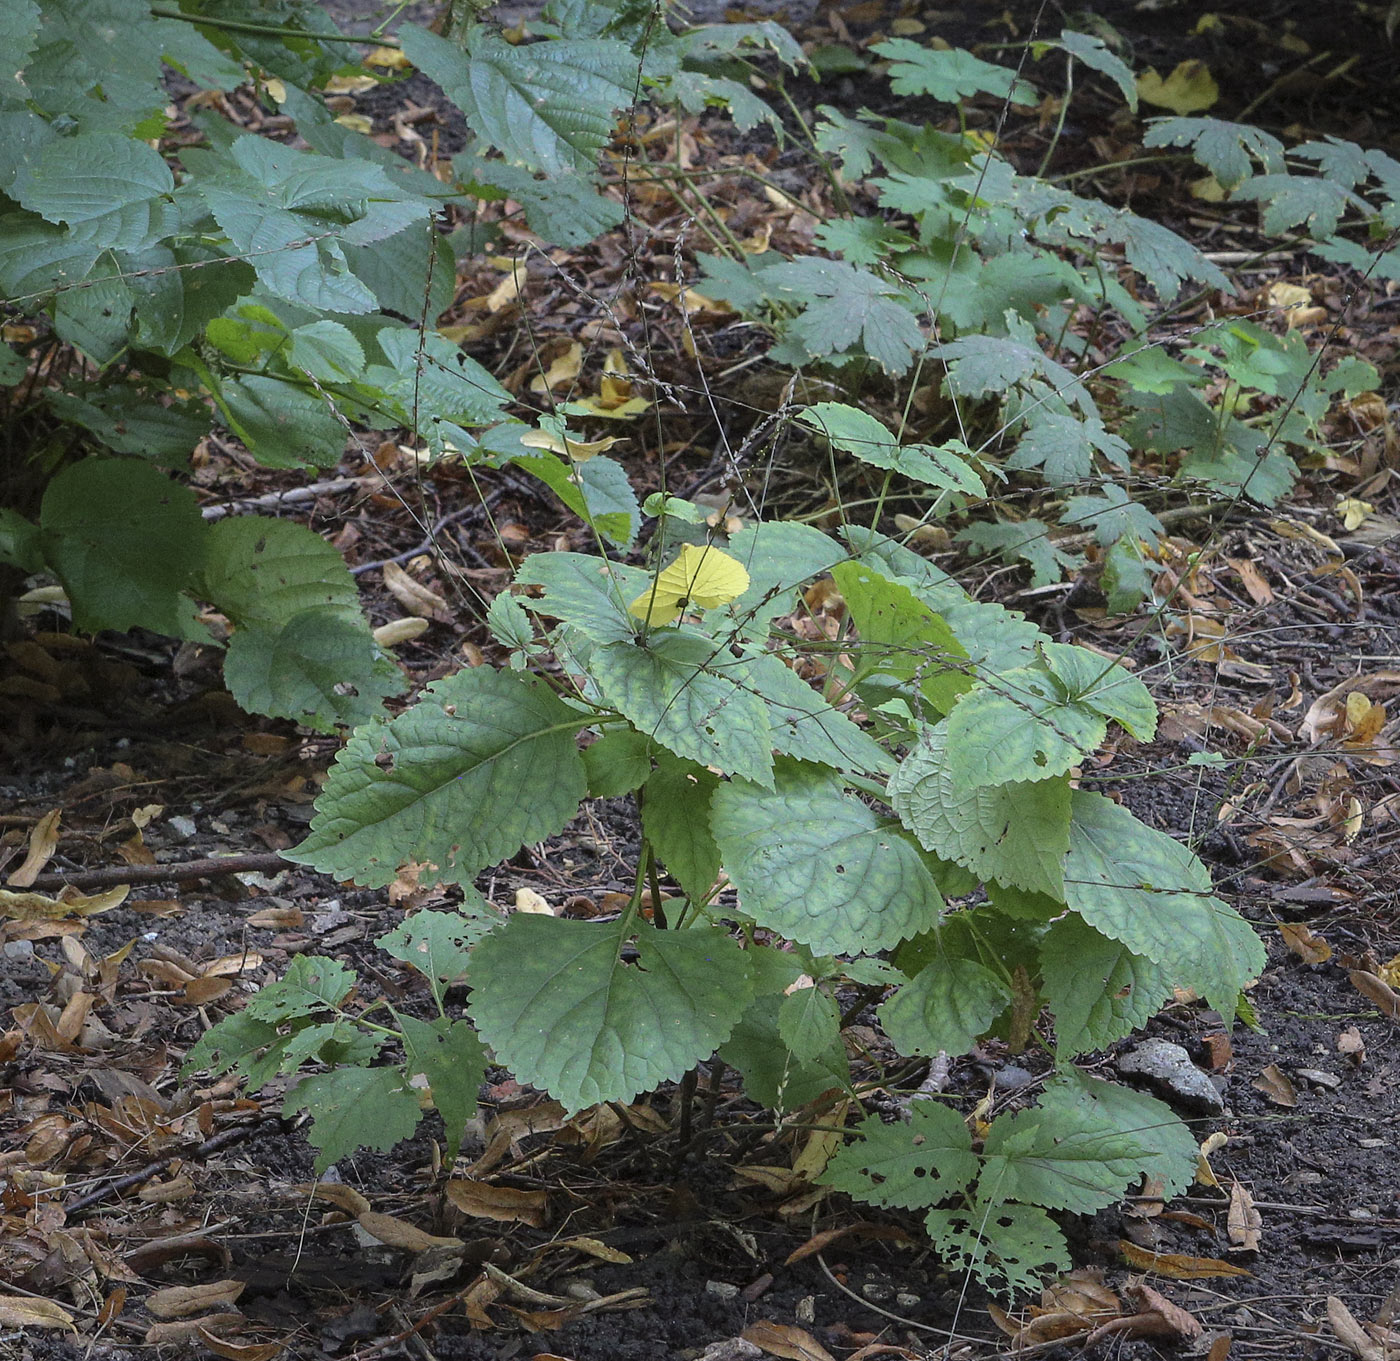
[820,1102,977,1209]
[777,985,841,1064]
[1063,790,1265,1017]
[290,668,588,888]
[924,1201,1069,1297]
[221,374,346,469]
[890,722,1070,897]
[40,459,206,636]
[944,668,1106,788]
[285,1067,423,1174]
[0,508,42,572]
[400,23,637,175]
[511,452,639,549]
[719,992,850,1111]
[745,648,893,776]
[764,256,925,373]
[831,560,969,715]
[377,901,498,1006]
[398,1014,486,1164]
[797,402,983,495]
[376,329,511,428]
[956,517,1083,590]
[980,1073,1194,1216]
[342,225,456,322]
[246,955,356,1023]
[276,1020,381,1078]
[874,39,1035,105]
[1040,643,1157,740]
[223,607,402,732]
[128,244,254,355]
[641,754,721,905]
[722,519,848,629]
[582,726,653,798]
[288,320,365,381]
[1101,535,1154,615]
[712,759,944,957]
[469,915,752,1111]
[182,1012,280,1080]
[1040,916,1170,1055]
[880,953,1012,1058]
[591,631,773,786]
[53,274,134,363]
[458,157,624,246]
[202,516,361,625]
[44,385,211,465]
[512,551,648,644]
[12,132,174,252]
[486,589,537,654]
[1061,483,1163,549]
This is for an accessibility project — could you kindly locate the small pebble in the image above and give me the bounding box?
[168,815,197,841]
[861,1281,892,1302]
[1349,1208,1375,1221]
[2,939,35,961]
[795,1296,816,1324]
[706,1281,739,1300]
[896,1292,921,1308]
[994,1064,1035,1092]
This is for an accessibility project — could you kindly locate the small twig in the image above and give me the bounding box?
[27,850,291,893]
[201,476,380,521]
[65,1115,287,1215]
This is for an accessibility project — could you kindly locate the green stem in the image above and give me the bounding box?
[149,4,395,45]
[1035,56,1073,180]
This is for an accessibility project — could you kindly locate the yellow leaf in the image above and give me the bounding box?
[529,341,584,393]
[324,74,377,95]
[0,885,129,921]
[519,427,621,463]
[628,544,750,625]
[0,1296,75,1329]
[333,114,374,135]
[1189,174,1227,202]
[365,46,410,70]
[1136,61,1219,114]
[1336,497,1374,531]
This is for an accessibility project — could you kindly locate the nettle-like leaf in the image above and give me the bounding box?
[720,519,848,632]
[377,898,499,1006]
[820,1101,978,1210]
[12,131,175,252]
[459,157,625,246]
[1063,790,1265,1017]
[1143,116,1285,191]
[891,722,1071,897]
[285,1066,423,1175]
[245,955,355,1023]
[469,914,753,1111]
[400,23,637,175]
[956,518,1083,591]
[39,459,206,637]
[1040,915,1170,1055]
[797,402,983,496]
[1060,482,1163,549]
[1231,172,1357,238]
[943,667,1107,788]
[880,952,1013,1058]
[1055,29,1136,110]
[924,1201,1069,1297]
[874,39,1036,106]
[720,991,851,1112]
[510,451,639,549]
[398,1014,486,1164]
[762,257,926,374]
[290,668,588,888]
[513,550,649,644]
[1039,643,1156,740]
[590,630,774,786]
[712,759,944,957]
[777,984,842,1064]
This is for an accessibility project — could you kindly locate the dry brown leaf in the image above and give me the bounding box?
[182,976,233,1006]
[246,906,304,929]
[1337,1025,1366,1064]
[373,617,431,648]
[742,1319,839,1361]
[196,1329,283,1361]
[1252,1063,1298,1107]
[296,1182,372,1216]
[0,1295,75,1329]
[445,1177,549,1226]
[6,808,62,887]
[1225,557,1274,604]
[1117,1243,1253,1279]
[1108,1283,1203,1342]
[1327,1296,1387,1361]
[0,884,129,921]
[1349,970,1400,1019]
[145,1280,246,1319]
[1279,922,1332,964]
[1206,1334,1234,1361]
[381,562,450,620]
[145,1313,245,1344]
[1227,1182,1262,1252]
[784,1222,914,1266]
[357,1211,460,1253]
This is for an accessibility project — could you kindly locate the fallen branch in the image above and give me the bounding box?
[27,851,292,892]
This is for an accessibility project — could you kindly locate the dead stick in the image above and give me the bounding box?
[27,851,294,892]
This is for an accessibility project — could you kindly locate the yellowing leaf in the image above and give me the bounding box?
[1279,922,1331,964]
[324,74,377,95]
[1337,497,1374,531]
[529,341,584,393]
[518,427,622,463]
[366,46,410,69]
[1136,61,1219,114]
[334,114,374,134]
[1117,1242,1252,1279]
[0,1296,75,1329]
[0,885,129,921]
[1189,174,1227,202]
[627,544,750,625]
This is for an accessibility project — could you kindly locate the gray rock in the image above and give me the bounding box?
[1295,1068,1343,1091]
[705,1281,739,1300]
[1116,1039,1225,1114]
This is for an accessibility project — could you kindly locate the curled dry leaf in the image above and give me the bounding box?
[0,884,129,921]
[1327,1296,1388,1361]
[445,1177,549,1227]
[6,808,62,887]
[373,616,431,648]
[741,1319,838,1361]
[1227,1181,1263,1252]
[1252,1063,1298,1107]
[1118,1243,1253,1279]
[0,1295,75,1329]
[145,1313,246,1345]
[196,1329,284,1361]
[296,1182,371,1217]
[1349,970,1400,1020]
[1337,1026,1366,1064]
[357,1211,461,1253]
[145,1280,246,1319]
[381,561,450,620]
[1279,923,1332,964]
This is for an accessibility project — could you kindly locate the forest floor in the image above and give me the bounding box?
[3,1,1400,1360]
